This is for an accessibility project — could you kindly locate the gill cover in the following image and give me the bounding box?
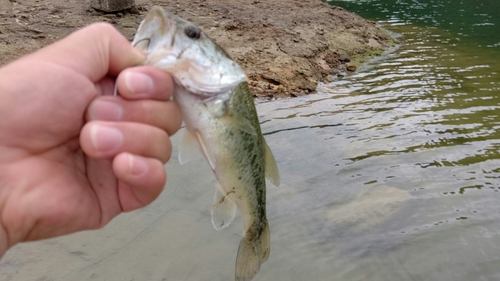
[132,6,247,96]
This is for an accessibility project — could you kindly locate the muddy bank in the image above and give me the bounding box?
[0,0,394,98]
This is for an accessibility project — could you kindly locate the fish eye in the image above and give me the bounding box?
[185,26,201,39]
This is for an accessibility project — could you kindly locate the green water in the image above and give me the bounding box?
[327,0,500,50]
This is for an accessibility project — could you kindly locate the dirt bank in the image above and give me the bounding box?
[0,0,394,98]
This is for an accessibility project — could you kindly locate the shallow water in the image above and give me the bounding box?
[2,1,500,281]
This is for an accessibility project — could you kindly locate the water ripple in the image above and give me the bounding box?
[256,18,500,280]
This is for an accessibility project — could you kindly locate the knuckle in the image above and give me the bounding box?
[87,22,117,35]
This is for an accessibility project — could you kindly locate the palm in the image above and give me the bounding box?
[0,61,122,241]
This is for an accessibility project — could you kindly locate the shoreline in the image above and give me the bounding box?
[0,0,395,98]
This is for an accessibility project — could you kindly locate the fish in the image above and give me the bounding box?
[131,6,280,281]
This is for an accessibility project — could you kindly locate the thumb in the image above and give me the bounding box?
[25,23,145,82]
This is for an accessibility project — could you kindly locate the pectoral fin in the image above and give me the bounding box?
[211,183,236,230]
[179,130,216,170]
[195,130,216,170]
[264,140,280,186]
[230,115,257,136]
[178,130,199,165]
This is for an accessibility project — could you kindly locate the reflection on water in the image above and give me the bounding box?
[255,16,500,280]
[3,3,500,281]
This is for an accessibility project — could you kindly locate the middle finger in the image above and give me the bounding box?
[87,96,182,136]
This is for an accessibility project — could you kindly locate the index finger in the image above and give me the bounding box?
[114,66,174,101]
[23,23,145,82]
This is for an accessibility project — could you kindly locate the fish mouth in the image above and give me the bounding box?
[132,7,179,57]
[132,7,247,96]
[132,20,184,73]
[132,38,151,50]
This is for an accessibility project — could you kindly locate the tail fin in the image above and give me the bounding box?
[235,220,270,281]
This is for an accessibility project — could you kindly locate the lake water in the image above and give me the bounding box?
[2,1,500,280]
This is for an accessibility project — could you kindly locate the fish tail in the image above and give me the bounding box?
[235,219,270,281]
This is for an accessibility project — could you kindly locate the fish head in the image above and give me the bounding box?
[132,6,247,97]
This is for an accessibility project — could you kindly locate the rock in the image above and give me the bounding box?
[338,54,351,62]
[324,75,335,83]
[129,6,140,14]
[346,64,357,72]
[261,73,281,85]
[90,0,135,13]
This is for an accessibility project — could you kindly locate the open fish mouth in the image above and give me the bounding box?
[131,7,247,97]
[131,9,182,69]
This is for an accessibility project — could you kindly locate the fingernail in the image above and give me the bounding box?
[89,100,123,121]
[126,153,148,176]
[124,71,154,95]
[90,124,123,153]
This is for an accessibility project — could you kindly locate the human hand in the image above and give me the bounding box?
[0,23,181,258]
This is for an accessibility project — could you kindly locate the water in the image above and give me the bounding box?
[2,1,500,280]
[326,0,500,50]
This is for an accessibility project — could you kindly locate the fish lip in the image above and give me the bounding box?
[132,38,150,48]
[194,79,247,97]
[132,9,178,57]
[175,78,243,98]
[133,30,181,67]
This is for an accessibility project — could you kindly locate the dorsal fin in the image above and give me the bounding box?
[264,140,280,186]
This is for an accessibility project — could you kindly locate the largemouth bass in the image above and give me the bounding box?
[132,6,280,281]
